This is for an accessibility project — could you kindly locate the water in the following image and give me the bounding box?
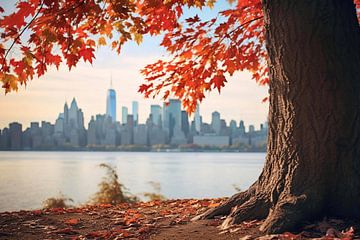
[0,151,265,212]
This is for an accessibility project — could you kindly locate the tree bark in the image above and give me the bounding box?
[200,0,360,233]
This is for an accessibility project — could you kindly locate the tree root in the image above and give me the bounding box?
[194,184,318,234]
[220,195,270,229]
[194,183,257,221]
[259,194,309,233]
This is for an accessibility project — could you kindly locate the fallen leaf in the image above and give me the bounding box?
[64,218,79,226]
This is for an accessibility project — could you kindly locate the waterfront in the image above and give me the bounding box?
[0,152,265,212]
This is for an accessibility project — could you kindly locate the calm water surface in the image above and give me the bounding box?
[0,151,265,212]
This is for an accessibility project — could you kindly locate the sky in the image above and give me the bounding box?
[0,1,269,130]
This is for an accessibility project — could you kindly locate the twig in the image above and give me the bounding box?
[3,1,44,64]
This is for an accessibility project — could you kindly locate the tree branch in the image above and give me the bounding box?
[3,1,44,64]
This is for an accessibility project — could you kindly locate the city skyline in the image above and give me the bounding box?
[2,94,268,132]
[0,95,267,131]
[0,96,268,151]
[0,71,269,130]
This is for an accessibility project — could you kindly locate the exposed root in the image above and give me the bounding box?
[195,184,257,220]
[195,181,323,235]
[260,194,309,233]
[220,195,270,230]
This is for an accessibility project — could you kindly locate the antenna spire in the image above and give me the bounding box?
[110,72,113,88]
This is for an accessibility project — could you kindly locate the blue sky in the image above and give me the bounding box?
[0,1,268,129]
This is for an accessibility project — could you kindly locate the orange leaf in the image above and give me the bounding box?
[64,218,79,225]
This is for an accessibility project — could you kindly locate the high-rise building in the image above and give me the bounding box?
[106,84,117,122]
[230,120,237,131]
[163,99,181,129]
[69,98,80,129]
[54,114,64,134]
[0,128,10,149]
[56,98,86,146]
[230,120,238,138]
[239,120,245,135]
[150,105,162,126]
[211,111,221,135]
[122,106,128,124]
[87,116,97,145]
[249,125,255,133]
[9,122,22,150]
[194,103,201,133]
[132,101,139,125]
[181,111,189,136]
[163,99,182,139]
[134,124,148,145]
[64,102,69,126]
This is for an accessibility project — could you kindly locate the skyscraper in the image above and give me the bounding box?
[239,120,245,135]
[181,110,189,136]
[194,103,201,133]
[163,99,182,139]
[69,98,79,128]
[122,106,128,124]
[132,101,139,125]
[150,105,162,126]
[211,111,221,135]
[106,82,117,122]
[9,122,22,150]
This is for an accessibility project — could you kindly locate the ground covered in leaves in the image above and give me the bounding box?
[0,198,358,239]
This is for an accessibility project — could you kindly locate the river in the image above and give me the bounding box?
[0,151,265,212]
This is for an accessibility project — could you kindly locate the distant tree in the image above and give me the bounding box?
[1,0,360,233]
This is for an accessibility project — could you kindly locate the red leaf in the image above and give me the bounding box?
[64,218,79,226]
[79,48,95,64]
[212,74,227,93]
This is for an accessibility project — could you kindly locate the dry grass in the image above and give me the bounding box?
[90,163,139,205]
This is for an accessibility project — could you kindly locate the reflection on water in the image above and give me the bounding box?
[0,151,265,212]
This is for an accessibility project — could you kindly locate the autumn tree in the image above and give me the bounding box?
[1,0,360,234]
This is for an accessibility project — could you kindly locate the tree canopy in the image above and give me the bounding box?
[1,0,359,111]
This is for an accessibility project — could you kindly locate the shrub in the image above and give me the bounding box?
[42,193,73,209]
[90,163,138,205]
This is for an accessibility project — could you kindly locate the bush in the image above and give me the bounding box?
[90,163,138,205]
[42,193,73,209]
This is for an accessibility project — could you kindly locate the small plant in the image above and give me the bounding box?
[143,181,166,201]
[90,163,138,205]
[42,193,73,209]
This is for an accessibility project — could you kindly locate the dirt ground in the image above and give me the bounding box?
[0,199,358,239]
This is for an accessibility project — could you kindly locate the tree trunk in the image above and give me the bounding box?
[199,0,360,233]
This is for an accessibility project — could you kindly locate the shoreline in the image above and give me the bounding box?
[0,149,266,153]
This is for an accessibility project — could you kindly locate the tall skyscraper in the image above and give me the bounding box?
[163,99,182,139]
[181,111,189,136]
[132,101,139,125]
[64,102,69,126]
[106,81,117,122]
[150,105,161,126]
[122,106,128,124]
[239,120,245,135]
[211,111,221,135]
[69,98,80,128]
[9,122,22,150]
[194,103,201,133]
